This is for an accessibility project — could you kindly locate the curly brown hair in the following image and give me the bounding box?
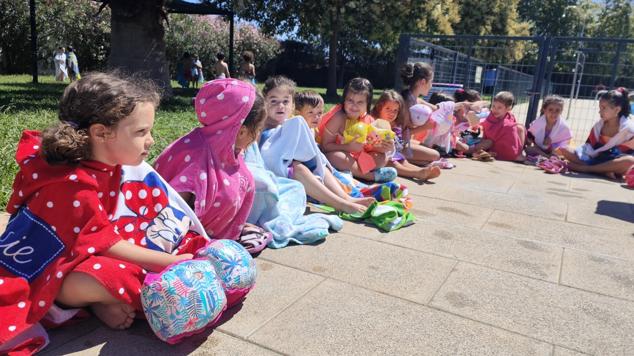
[41,71,160,165]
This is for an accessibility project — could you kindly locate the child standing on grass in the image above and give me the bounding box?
[526,95,572,157]
[259,76,373,214]
[0,73,198,354]
[371,90,441,181]
[319,78,397,182]
[474,91,526,161]
[155,79,273,254]
[560,88,634,178]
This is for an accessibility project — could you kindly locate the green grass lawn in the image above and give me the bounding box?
[0,75,370,209]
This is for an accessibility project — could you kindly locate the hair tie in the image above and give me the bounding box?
[456,88,465,94]
[64,120,79,129]
[616,87,627,94]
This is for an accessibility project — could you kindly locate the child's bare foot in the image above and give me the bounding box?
[350,196,375,207]
[92,303,135,330]
[417,166,441,180]
[339,201,368,214]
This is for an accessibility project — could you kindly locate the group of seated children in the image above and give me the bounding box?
[2,62,633,353]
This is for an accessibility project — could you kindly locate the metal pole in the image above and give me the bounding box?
[451,52,459,83]
[29,0,38,84]
[575,53,585,99]
[566,51,579,120]
[526,36,550,126]
[228,12,234,75]
[464,41,473,88]
[394,34,411,91]
[609,41,624,88]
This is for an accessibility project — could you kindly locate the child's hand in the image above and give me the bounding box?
[372,140,394,153]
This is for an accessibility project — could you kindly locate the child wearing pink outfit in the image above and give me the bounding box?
[477,91,526,161]
[155,79,269,252]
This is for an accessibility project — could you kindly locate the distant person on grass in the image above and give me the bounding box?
[66,46,81,82]
[213,52,231,79]
[238,51,256,84]
[53,47,68,82]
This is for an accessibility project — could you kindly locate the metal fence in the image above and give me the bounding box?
[396,34,634,144]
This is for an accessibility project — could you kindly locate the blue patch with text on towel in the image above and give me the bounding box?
[0,208,65,282]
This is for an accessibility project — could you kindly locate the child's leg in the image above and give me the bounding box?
[525,145,549,157]
[568,155,634,177]
[471,139,493,153]
[371,152,389,169]
[326,151,355,172]
[407,144,441,165]
[322,168,375,207]
[517,124,526,147]
[56,272,136,330]
[515,125,527,161]
[454,141,469,153]
[292,163,367,214]
[389,160,441,180]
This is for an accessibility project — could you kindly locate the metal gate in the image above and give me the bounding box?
[396,34,634,144]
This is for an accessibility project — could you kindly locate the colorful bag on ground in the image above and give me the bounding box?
[196,239,257,307]
[314,201,415,232]
[141,259,227,344]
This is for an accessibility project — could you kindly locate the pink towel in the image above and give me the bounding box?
[482,112,523,161]
[528,115,572,150]
[155,79,256,239]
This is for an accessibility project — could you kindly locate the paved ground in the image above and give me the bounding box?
[2,158,633,355]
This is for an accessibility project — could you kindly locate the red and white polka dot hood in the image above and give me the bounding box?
[154,79,256,240]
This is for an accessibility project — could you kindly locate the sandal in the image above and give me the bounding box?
[537,156,566,174]
[430,158,455,169]
[472,150,495,162]
[237,223,273,255]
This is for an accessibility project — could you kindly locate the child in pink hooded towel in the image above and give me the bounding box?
[155,79,268,247]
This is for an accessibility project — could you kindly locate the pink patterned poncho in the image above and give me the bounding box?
[155,79,256,239]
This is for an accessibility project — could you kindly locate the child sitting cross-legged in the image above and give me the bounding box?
[0,73,206,354]
[559,88,634,179]
[371,90,441,181]
[318,78,398,182]
[525,95,573,158]
[472,91,527,161]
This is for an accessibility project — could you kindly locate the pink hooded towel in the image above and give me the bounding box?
[528,115,573,151]
[155,79,256,240]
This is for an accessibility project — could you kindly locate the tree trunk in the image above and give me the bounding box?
[326,2,340,99]
[108,0,172,97]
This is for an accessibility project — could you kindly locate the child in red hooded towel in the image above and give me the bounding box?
[0,73,198,354]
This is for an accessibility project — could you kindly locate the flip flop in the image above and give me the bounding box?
[472,150,495,162]
[537,156,566,174]
[430,158,455,169]
[237,224,273,254]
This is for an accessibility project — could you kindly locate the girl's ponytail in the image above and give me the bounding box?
[41,122,90,165]
[599,87,631,118]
